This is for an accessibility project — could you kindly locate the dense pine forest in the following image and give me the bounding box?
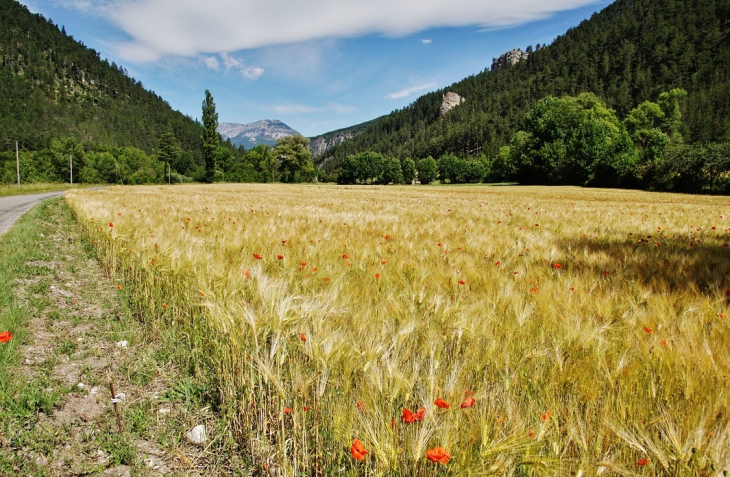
[318,0,730,190]
[0,0,203,158]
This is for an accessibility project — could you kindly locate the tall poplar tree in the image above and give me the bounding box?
[201,90,219,183]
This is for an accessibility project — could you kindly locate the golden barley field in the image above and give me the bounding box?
[66,184,730,476]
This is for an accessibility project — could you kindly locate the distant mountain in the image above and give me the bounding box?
[218,120,300,148]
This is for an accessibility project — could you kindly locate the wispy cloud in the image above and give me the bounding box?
[243,65,265,80]
[421,39,432,44]
[203,56,220,71]
[45,0,601,61]
[387,82,438,99]
[267,102,356,115]
[200,52,264,79]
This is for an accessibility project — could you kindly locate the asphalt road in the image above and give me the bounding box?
[0,191,65,237]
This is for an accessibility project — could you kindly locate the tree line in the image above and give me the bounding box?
[332,89,730,193]
[0,90,317,185]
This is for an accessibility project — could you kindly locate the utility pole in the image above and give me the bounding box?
[69,154,73,185]
[16,141,20,188]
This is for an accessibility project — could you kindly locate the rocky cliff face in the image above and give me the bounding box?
[491,49,529,71]
[439,92,465,117]
[309,133,353,157]
[218,120,300,148]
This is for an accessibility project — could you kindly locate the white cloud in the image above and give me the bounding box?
[49,0,601,62]
[421,39,432,44]
[203,56,220,71]
[201,53,264,79]
[387,82,438,99]
[220,52,242,72]
[242,65,265,80]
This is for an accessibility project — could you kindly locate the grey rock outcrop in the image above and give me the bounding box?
[491,49,529,71]
[439,92,465,117]
[309,133,353,157]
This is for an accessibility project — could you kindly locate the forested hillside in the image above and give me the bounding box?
[318,0,730,169]
[0,0,202,160]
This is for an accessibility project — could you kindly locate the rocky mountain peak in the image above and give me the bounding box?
[218,120,300,148]
[491,49,529,71]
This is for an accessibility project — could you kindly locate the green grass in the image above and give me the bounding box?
[0,183,99,198]
[0,197,248,475]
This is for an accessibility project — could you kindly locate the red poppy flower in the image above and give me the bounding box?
[637,458,649,466]
[384,235,390,240]
[661,340,668,347]
[300,262,307,267]
[283,407,292,414]
[350,438,368,461]
[277,255,284,260]
[375,273,380,279]
[553,263,561,269]
[117,284,123,290]
[426,447,450,464]
[458,280,465,285]
[437,243,442,247]
[569,287,575,291]
[643,326,653,333]
[401,407,425,423]
[0,331,13,343]
[495,261,501,266]
[381,260,387,265]
[342,254,349,259]
[356,401,366,412]
[529,287,538,293]
[162,303,168,309]
[461,397,475,408]
[300,333,307,342]
[540,409,552,421]
[528,428,536,439]
[535,223,539,227]
[253,253,262,260]
[434,398,450,409]
[109,222,113,227]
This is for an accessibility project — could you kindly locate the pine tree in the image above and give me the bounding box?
[201,90,218,184]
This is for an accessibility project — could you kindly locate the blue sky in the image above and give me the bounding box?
[19,0,612,137]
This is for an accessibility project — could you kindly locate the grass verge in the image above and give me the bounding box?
[0,183,100,198]
[0,198,244,475]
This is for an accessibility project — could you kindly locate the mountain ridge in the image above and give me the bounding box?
[218,119,301,149]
